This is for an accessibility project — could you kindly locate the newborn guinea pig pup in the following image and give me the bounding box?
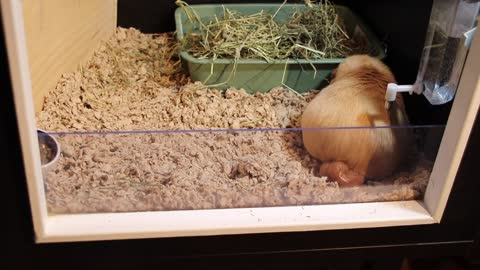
[300,54,413,187]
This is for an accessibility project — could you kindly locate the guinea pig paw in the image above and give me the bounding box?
[320,161,365,188]
[337,170,365,187]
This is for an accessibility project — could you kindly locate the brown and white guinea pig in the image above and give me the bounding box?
[300,54,413,187]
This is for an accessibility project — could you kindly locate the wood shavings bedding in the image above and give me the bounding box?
[36,27,433,214]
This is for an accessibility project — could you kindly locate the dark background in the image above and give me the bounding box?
[4,0,479,269]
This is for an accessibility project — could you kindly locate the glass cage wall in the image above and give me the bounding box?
[31,0,457,214]
[39,127,443,214]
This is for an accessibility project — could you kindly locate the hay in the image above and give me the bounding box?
[175,0,370,88]
[176,0,363,61]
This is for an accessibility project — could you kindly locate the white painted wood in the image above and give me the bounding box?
[40,201,434,243]
[424,19,480,222]
[1,0,48,239]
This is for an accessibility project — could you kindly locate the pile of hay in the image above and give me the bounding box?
[177,0,367,61]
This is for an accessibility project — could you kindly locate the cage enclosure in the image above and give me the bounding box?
[2,0,480,243]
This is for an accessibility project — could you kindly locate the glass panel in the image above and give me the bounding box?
[37,126,444,214]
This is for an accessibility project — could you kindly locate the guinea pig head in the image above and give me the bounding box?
[332,54,396,83]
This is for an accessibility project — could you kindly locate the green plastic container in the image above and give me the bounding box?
[175,4,386,93]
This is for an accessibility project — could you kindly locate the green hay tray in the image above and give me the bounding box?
[175,3,386,93]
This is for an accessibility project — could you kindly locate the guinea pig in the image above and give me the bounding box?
[300,54,413,187]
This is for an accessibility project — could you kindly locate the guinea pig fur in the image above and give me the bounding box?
[300,54,413,187]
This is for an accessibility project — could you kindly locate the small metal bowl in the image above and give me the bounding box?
[37,129,60,175]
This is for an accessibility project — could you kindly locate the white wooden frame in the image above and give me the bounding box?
[2,0,480,243]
